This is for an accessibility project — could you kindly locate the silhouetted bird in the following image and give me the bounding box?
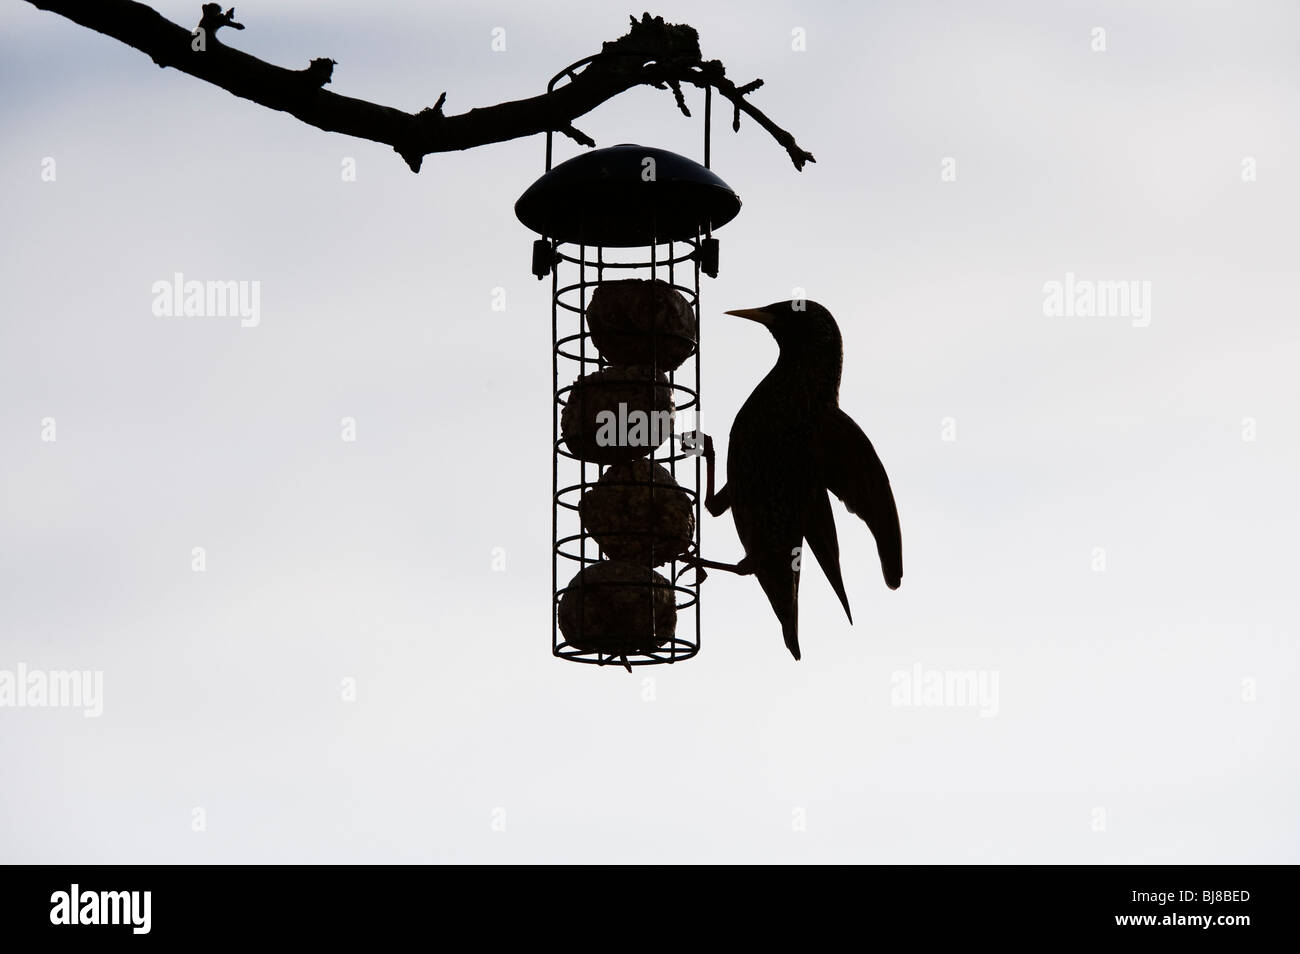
[691,300,902,660]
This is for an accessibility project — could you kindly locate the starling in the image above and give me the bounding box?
[690,300,902,660]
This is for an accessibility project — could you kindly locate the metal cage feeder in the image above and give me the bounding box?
[515,68,741,669]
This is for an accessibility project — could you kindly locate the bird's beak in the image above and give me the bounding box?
[725,308,773,326]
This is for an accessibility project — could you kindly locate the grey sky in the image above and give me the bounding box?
[1,0,1296,862]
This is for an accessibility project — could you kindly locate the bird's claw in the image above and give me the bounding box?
[675,554,709,584]
[679,430,714,460]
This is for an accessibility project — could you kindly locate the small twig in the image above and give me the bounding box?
[560,124,596,148]
[194,3,242,40]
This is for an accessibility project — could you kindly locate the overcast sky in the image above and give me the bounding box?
[2,0,1296,863]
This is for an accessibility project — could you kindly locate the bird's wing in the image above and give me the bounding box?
[817,407,903,589]
[804,485,853,623]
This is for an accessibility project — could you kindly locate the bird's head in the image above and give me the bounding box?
[724,299,841,356]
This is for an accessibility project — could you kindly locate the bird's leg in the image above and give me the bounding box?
[680,430,731,517]
[678,552,755,577]
[675,431,746,581]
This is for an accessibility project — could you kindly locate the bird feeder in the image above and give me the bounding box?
[515,61,741,668]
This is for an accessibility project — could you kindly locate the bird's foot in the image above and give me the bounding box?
[678,429,714,461]
[679,553,754,577]
[675,560,707,584]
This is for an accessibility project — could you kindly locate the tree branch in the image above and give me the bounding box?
[23,2,815,172]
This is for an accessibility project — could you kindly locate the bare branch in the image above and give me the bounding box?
[22,3,815,172]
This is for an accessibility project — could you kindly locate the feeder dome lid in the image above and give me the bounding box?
[515,144,741,247]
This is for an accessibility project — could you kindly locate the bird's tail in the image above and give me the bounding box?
[755,560,802,661]
[782,615,801,661]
